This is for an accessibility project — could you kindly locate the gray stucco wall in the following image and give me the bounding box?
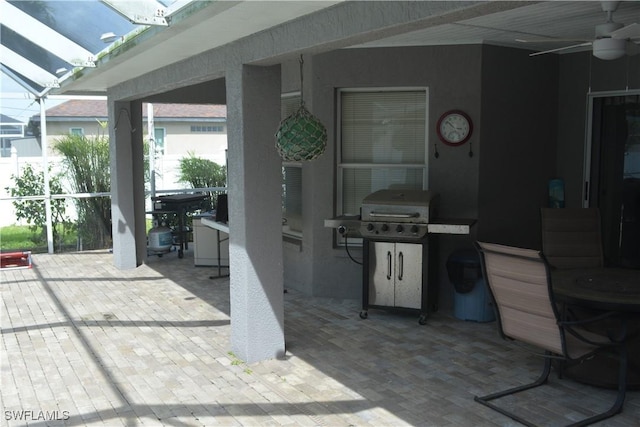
[88,1,640,363]
[282,44,628,312]
[477,45,559,250]
[282,45,484,311]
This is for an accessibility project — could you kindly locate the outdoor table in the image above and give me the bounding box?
[552,267,640,389]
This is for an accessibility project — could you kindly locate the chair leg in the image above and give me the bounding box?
[475,347,628,427]
[566,345,627,427]
[475,356,552,427]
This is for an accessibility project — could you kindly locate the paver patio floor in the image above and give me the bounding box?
[1,249,638,426]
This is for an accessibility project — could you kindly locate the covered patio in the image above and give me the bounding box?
[2,2,640,424]
[3,0,640,365]
[1,249,638,426]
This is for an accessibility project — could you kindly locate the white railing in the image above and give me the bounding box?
[1,185,227,253]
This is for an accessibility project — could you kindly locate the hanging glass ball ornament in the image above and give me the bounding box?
[275,105,327,162]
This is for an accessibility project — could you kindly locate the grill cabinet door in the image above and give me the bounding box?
[369,242,395,307]
[394,243,423,309]
[369,241,424,310]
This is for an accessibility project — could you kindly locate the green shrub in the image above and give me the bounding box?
[55,134,112,249]
[177,153,226,210]
[4,163,71,249]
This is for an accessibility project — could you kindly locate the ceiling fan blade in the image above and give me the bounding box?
[529,42,592,57]
[627,40,640,56]
[611,23,640,39]
[516,38,587,44]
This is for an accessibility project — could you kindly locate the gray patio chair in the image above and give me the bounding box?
[474,241,627,427]
[540,207,603,269]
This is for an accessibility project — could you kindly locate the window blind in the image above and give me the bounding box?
[341,91,425,164]
[338,89,428,218]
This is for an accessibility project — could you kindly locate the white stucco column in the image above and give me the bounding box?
[226,64,285,363]
[109,100,147,269]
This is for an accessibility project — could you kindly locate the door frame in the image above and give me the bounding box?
[583,89,640,207]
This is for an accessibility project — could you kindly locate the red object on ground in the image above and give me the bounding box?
[0,251,33,269]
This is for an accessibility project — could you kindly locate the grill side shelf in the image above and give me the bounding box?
[427,218,476,235]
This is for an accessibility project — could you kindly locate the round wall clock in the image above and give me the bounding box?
[436,110,473,146]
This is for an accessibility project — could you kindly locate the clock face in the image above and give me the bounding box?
[437,111,473,146]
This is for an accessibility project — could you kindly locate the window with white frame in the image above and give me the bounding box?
[281,93,303,238]
[338,88,428,218]
[190,125,225,133]
[1,138,12,157]
[154,127,166,154]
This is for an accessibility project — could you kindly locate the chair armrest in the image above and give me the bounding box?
[559,311,627,346]
[559,309,619,326]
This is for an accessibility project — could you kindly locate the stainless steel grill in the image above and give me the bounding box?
[323,188,475,325]
[357,189,438,324]
[360,189,437,241]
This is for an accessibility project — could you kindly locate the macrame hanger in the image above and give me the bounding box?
[274,53,327,162]
[299,55,305,107]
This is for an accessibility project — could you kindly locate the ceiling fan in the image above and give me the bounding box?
[522,1,640,60]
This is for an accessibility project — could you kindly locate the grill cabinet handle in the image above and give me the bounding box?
[369,212,419,219]
[387,251,392,280]
[398,251,404,281]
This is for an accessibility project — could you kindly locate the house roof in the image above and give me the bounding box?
[0,113,24,124]
[0,112,25,138]
[37,99,226,120]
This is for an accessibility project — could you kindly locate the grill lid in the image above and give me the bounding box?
[362,189,435,208]
[362,189,436,224]
[360,189,438,240]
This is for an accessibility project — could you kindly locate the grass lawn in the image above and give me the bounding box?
[2,219,156,253]
[0,225,77,253]
[1,225,39,252]
[2,221,156,253]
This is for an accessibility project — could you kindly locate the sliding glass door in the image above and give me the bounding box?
[587,92,640,268]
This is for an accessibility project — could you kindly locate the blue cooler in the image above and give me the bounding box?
[447,249,495,322]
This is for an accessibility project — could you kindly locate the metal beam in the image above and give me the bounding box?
[0,0,96,67]
[0,46,60,88]
[101,0,168,26]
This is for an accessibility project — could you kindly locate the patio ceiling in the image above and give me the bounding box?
[2,1,640,98]
[351,1,640,52]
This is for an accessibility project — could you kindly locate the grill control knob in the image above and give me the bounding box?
[366,223,374,232]
[410,225,418,233]
[381,224,389,231]
[396,224,403,233]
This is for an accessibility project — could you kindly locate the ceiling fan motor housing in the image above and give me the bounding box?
[593,37,627,60]
[601,1,621,13]
[596,21,624,38]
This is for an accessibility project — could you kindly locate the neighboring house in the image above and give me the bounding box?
[31,100,228,166]
[0,113,36,157]
[1,101,228,227]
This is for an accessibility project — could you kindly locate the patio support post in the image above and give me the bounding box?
[109,100,147,269]
[39,97,54,254]
[226,63,285,363]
